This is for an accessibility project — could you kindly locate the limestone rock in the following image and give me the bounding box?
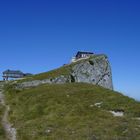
[71,55,113,90]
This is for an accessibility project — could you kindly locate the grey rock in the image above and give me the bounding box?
[18,79,51,88]
[52,75,71,84]
[18,80,42,88]
[71,55,113,90]
[18,76,70,88]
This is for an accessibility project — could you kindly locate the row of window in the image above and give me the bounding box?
[3,74,24,77]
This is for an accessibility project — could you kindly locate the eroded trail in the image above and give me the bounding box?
[0,83,17,140]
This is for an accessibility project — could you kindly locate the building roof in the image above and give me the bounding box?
[3,69,24,75]
[76,51,94,58]
[76,51,94,55]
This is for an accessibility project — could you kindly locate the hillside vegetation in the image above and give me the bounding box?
[0,106,6,140]
[4,83,140,140]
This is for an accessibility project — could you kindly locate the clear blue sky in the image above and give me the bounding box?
[0,0,140,100]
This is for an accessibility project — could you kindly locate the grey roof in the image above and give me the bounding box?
[76,51,94,58]
[76,51,94,55]
[3,69,24,75]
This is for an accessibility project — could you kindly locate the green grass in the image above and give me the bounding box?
[0,105,7,140]
[17,62,73,83]
[4,83,140,140]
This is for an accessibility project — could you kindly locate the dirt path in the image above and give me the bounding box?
[0,84,17,140]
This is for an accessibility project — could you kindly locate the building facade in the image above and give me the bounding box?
[76,51,94,59]
[71,51,94,63]
[2,70,31,80]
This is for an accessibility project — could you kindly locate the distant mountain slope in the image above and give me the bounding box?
[4,83,140,140]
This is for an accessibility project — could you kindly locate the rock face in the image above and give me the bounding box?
[18,76,71,88]
[18,54,113,90]
[71,55,113,90]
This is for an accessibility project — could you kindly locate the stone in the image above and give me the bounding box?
[94,102,103,108]
[71,55,113,90]
[109,111,124,117]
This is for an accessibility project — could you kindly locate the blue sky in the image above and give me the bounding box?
[0,0,140,100]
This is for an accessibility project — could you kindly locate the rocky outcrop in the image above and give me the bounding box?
[18,54,113,90]
[71,55,113,90]
[18,76,71,88]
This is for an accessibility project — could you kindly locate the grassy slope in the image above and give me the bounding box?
[4,83,140,140]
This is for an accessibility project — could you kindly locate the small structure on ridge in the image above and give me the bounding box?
[71,51,94,63]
